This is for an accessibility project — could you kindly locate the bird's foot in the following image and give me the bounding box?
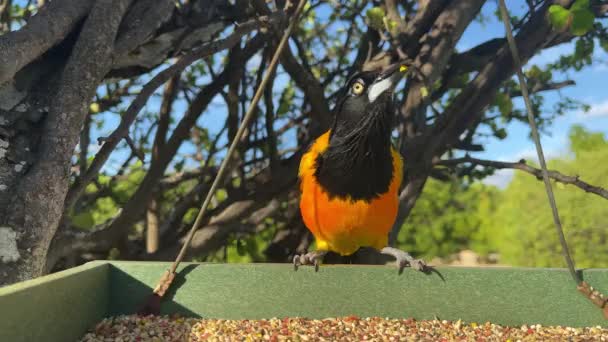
[381,247,427,274]
[293,250,327,272]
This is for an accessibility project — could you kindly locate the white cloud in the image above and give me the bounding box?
[482,169,514,189]
[481,144,565,189]
[578,99,608,119]
[506,145,563,163]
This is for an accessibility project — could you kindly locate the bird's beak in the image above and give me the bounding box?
[367,62,408,102]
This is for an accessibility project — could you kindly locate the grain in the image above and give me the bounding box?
[81,315,608,341]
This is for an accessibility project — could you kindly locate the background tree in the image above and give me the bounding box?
[0,0,607,285]
[486,125,608,268]
[396,179,499,261]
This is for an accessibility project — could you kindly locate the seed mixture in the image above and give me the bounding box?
[81,314,608,341]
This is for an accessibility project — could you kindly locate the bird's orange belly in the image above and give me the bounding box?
[299,178,399,256]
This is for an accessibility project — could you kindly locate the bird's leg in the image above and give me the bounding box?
[381,247,426,273]
[293,250,328,272]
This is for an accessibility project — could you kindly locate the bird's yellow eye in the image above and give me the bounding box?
[351,81,364,95]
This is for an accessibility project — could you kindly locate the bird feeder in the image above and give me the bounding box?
[1,261,607,341]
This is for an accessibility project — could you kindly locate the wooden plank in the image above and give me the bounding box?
[0,262,109,342]
[108,262,608,327]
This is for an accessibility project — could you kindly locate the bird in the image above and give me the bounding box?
[294,62,426,273]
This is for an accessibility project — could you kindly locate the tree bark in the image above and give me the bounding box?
[387,0,485,249]
[0,0,132,285]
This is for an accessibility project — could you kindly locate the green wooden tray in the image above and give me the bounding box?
[0,261,606,341]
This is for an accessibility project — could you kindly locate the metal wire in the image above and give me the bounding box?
[497,0,580,284]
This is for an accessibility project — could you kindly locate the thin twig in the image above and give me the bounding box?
[498,0,579,284]
[436,156,608,200]
[124,135,145,162]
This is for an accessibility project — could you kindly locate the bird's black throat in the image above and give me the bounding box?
[313,102,394,202]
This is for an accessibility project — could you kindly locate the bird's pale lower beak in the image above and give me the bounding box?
[368,62,408,102]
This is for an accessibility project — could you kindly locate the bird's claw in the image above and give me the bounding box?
[381,246,427,274]
[398,258,427,273]
[293,251,327,272]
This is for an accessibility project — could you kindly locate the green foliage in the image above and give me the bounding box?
[365,7,385,31]
[203,219,280,263]
[550,35,595,72]
[276,82,295,117]
[70,163,146,230]
[601,38,608,53]
[569,124,608,157]
[485,126,608,268]
[71,196,118,229]
[494,92,513,118]
[548,5,571,31]
[548,0,595,36]
[396,179,499,259]
[398,126,608,268]
[570,7,595,36]
[525,65,552,84]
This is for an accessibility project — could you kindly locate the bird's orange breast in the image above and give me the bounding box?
[298,131,403,256]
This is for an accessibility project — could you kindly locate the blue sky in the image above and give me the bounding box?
[80,1,608,188]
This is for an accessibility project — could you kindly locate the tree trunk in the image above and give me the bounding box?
[0,0,256,285]
[0,0,133,286]
[145,197,160,254]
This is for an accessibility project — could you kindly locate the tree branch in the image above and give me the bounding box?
[0,0,95,85]
[399,0,485,146]
[436,155,608,200]
[280,37,333,132]
[113,0,175,57]
[252,0,332,132]
[400,0,450,58]
[426,2,573,164]
[0,0,12,34]
[49,35,267,265]
[152,74,180,163]
[509,80,575,98]
[4,0,132,284]
[64,15,278,209]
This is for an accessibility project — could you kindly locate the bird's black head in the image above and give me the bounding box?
[331,63,407,139]
[314,63,408,201]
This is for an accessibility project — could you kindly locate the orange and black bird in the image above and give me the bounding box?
[295,62,426,273]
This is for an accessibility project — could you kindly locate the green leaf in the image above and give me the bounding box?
[548,5,571,30]
[525,65,542,79]
[574,37,594,60]
[571,0,590,11]
[174,160,185,172]
[495,93,513,117]
[236,239,246,256]
[570,8,594,36]
[420,86,429,98]
[600,39,608,53]
[495,128,507,140]
[89,102,100,113]
[71,212,95,229]
[277,83,295,117]
[387,18,398,35]
[365,7,385,31]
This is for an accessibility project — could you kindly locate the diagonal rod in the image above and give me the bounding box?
[167,0,307,275]
[497,0,580,284]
